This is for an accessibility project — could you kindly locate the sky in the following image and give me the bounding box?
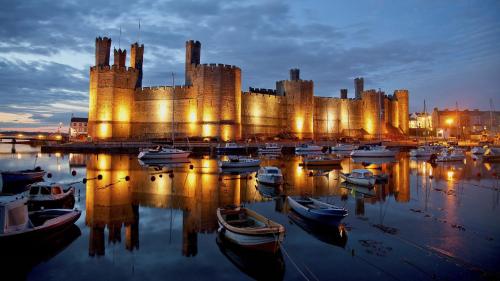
[0,0,499,131]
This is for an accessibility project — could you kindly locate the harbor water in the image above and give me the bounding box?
[0,143,499,280]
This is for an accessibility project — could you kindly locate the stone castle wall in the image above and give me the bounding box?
[87,36,409,141]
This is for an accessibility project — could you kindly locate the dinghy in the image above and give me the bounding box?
[1,167,46,185]
[287,197,347,226]
[340,169,376,187]
[0,194,81,246]
[217,206,285,253]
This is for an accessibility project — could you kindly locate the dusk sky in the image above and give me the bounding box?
[0,0,499,131]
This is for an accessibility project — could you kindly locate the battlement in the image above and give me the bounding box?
[95,36,111,66]
[193,63,241,71]
[90,65,138,73]
[248,87,277,95]
[113,48,127,67]
[186,40,201,46]
[139,85,192,91]
[276,79,313,84]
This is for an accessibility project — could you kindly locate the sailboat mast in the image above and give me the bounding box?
[172,72,175,146]
[424,99,427,144]
[378,89,382,142]
[455,101,459,140]
[489,98,494,137]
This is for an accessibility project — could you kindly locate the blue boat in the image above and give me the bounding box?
[287,196,348,226]
[1,167,46,185]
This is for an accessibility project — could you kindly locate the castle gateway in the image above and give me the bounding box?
[88,37,409,141]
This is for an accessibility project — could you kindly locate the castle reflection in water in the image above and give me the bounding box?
[79,153,498,258]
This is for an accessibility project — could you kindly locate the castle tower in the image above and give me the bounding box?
[130,43,144,88]
[354,77,364,99]
[113,48,126,67]
[277,69,314,139]
[394,89,409,135]
[88,37,138,140]
[340,89,348,99]
[185,40,201,86]
[95,37,111,66]
[290,68,300,81]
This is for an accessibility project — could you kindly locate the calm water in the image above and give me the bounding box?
[1,143,499,281]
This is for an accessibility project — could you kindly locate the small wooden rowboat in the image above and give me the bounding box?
[287,197,347,226]
[217,207,285,253]
[1,167,46,184]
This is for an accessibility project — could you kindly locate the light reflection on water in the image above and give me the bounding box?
[0,144,499,281]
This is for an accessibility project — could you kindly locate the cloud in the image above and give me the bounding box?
[0,112,40,124]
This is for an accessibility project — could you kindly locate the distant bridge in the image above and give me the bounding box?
[0,133,66,143]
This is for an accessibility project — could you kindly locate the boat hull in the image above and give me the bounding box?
[1,171,45,184]
[350,150,397,157]
[138,151,190,159]
[340,173,375,187]
[218,223,282,253]
[303,159,341,166]
[28,188,76,211]
[287,197,347,226]
[219,160,261,168]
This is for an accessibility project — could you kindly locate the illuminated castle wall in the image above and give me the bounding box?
[88,36,409,140]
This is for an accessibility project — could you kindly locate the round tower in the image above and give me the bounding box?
[394,89,409,135]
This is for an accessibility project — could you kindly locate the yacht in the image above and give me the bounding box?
[471,146,486,155]
[295,143,323,154]
[331,143,358,152]
[350,145,397,158]
[409,146,436,157]
[258,143,282,154]
[257,166,284,186]
[218,156,261,169]
[435,149,465,162]
[138,145,190,160]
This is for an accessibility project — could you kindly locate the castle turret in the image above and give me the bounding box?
[340,89,348,99]
[290,68,300,81]
[354,77,364,99]
[95,37,111,66]
[394,89,409,135]
[130,43,144,88]
[185,40,201,86]
[113,48,126,68]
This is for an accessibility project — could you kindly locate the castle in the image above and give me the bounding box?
[88,37,409,141]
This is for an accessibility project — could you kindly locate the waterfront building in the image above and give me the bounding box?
[409,112,433,137]
[432,108,500,140]
[69,117,88,141]
[87,37,409,141]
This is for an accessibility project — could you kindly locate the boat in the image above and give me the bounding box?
[26,182,76,211]
[288,210,347,248]
[1,167,46,185]
[295,143,323,154]
[216,233,285,281]
[340,169,376,187]
[409,146,437,157]
[219,166,259,175]
[218,156,261,169]
[471,146,486,155]
[0,194,81,246]
[258,143,282,154]
[216,142,246,155]
[435,149,465,162]
[138,145,190,160]
[216,206,285,253]
[340,182,376,197]
[287,197,348,226]
[350,145,397,158]
[257,166,283,186]
[302,155,342,166]
[483,147,500,162]
[331,143,358,152]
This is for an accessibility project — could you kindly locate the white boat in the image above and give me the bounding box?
[471,146,486,155]
[340,169,376,187]
[138,146,190,159]
[331,143,358,152]
[257,166,283,186]
[0,194,81,246]
[302,155,342,166]
[216,142,246,154]
[219,156,261,168]
[217,206,285,253]
[258,143,282,154]
[483,147,500,162]
[295,144,323,154]
[350,145,397,158]
[435,149,465,162]
[409,146,436,157]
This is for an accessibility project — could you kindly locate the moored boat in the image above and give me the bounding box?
[471,146,486,155]
[302,155,342,166]
[216,206,285,253]
[218,156,261,169]
[26,182,76,211]
[340,169,376,187]
[216,142,246,155]
[258,143,282,154]
[0,194,81,246]
[295,143,323,154]
[435,148,465,162]
[1,167,46,185]
[409,146,436,157]
[287,197,347,226]
[138,146,190,160]
[483,147,500,162]
[331,143,358,152]
[350,145,397,158]
[257,166,283,186]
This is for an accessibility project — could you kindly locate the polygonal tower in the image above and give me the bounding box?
[185,40,201,86]
[130,42,144,88]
